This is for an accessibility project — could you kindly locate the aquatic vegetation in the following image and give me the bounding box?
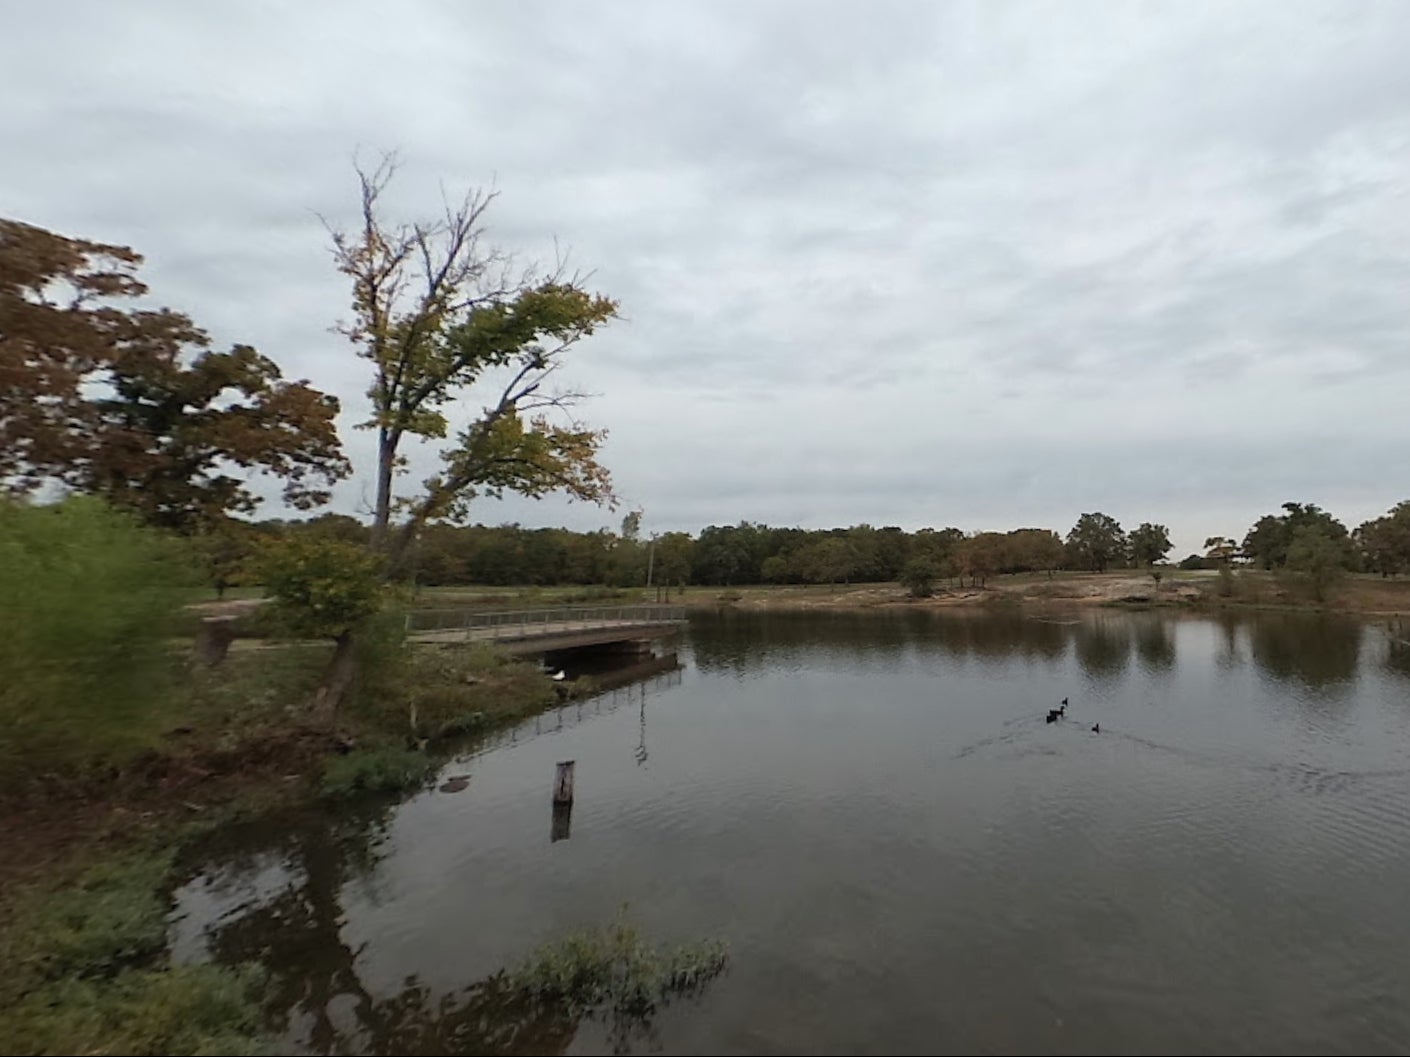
[510,915,729,1018]
[320,746,437,796]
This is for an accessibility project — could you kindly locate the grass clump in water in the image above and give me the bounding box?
[321,746,436,796]
[510,914,728,1017]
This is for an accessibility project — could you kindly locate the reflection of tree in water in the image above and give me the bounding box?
[690,609,1071,674]
[690,610,918,675]
[1132,616,1176,673]
[192,801,716,1056]
[1073,616,1132,679]
[1214,612,1243,670]
[1383,619,1410,684]
[1249,613,1361,691]
[926,610,1067,662]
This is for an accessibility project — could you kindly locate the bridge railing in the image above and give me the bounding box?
[405,603,687,638]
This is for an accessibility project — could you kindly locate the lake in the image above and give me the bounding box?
[172,608,1410,1055]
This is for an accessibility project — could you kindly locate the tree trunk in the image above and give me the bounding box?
[372,428,396,546]
[313,632,359,718]
[194,617,237,667]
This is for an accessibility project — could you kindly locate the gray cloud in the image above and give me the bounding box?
[4,0,1409,557]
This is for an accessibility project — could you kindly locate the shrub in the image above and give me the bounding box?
[0,497,194,774]
[900,558,938,598]
[1216,563,1235,598]
[257,535,384,641]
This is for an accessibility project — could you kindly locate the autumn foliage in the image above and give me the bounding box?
[0,219,348,530]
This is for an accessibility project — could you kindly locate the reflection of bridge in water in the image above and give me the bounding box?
[406,605,687,655]
[474,654,684,756]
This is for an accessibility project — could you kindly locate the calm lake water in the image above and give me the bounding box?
[172,609,1410,1055]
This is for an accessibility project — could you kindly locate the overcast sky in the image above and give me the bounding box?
[6,1,1409,557]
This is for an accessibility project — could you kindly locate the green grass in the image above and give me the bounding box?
[0,845,269,1056]
[320,747,437,797]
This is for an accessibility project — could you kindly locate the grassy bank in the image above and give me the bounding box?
[0,843,269,1055]
[0,633,574,1055]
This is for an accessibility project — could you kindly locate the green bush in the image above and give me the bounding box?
[257,535,384,640]
[321,747,436,797]
[0,497,194,773]
[900,558,938,598]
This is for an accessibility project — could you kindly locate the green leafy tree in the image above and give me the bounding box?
[1355,501,1410,577]
[1284,525,1349,602]
[1065,512,1127,572]
[327,155,619,572]
[1128,522,1173,567]
[900,557,938,598]
[1005,528,1065,576]
[873,526,910,581]
[954,532,1006,587]
[792,537,858,584]
[259,536,386,717]
[1242,503,1353,570]
[652,532,695,591]
[910,527,964,574]
[760,555,789,583]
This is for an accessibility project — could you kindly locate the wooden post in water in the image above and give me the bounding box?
[553,760,575,804]
[551,760,575,842]
[551,801,572,842]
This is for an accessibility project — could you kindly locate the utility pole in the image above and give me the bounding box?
[646,533,658,600]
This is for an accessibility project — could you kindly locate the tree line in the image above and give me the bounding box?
[234,501,1410,596]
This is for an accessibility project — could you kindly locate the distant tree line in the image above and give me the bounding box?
[204,512,1156,593]
[212,501,1410,595]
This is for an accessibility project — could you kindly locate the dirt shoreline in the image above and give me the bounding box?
[674,572,1410,619]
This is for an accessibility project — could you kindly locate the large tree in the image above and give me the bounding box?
[327,156,618,571]
[1006,527,1066,577]
[1284,525,1349,602]
[1355,501,1410,577]
[1128,522,1173,567]
[0,219,347,530]
[1065,512,1127,572]
[1241,502,1353,570]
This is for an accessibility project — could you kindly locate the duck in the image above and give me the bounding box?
[1055,698,1067,717]
[1091,723,1100,734]
[550,669,567,682]
[1045,709,1060,724]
